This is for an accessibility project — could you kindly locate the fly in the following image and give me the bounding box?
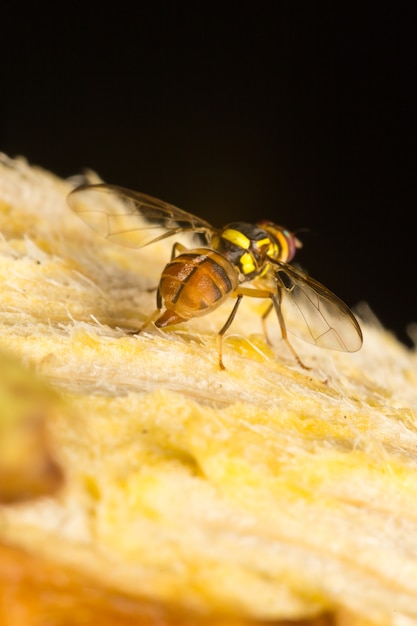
[68,184,362,369]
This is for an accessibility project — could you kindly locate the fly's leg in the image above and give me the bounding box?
[261,301,273,345]
[171,241,187,260]
[217,295,244,370]
[138,243,191,335]
[137,308,161,333]
[140,242,184,327]
[135,285,163,333]
[218,285,310,369]
[146,242,186,296]
[269,291,310,370]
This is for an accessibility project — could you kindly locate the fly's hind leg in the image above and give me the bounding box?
[136,308,162,333]
[136,242,191,336]
[134,242,188,335]
[133,285,163,334]
[170,241,187,260]
[146,242,186,296]
[217,295,244,370]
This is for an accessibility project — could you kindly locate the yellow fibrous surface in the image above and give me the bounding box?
[1,153,417,626]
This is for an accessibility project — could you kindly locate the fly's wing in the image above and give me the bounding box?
[271,261,363,352]
[67,183,215,248]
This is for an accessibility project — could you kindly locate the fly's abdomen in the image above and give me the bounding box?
[156,248,238,326]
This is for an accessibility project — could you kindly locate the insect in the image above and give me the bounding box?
[67,183,362,369]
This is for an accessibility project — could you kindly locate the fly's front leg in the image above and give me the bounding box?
[269,291,310,370]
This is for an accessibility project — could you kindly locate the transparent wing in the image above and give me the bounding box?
[67,183,216,248]
[271,260,363,352]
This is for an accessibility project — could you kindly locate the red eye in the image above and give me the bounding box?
[256,221,300,262]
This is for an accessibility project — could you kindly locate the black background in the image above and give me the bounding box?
[2,4,416,346]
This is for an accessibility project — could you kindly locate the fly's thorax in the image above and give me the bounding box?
[212,222,275,281]
[256,221,302,263]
